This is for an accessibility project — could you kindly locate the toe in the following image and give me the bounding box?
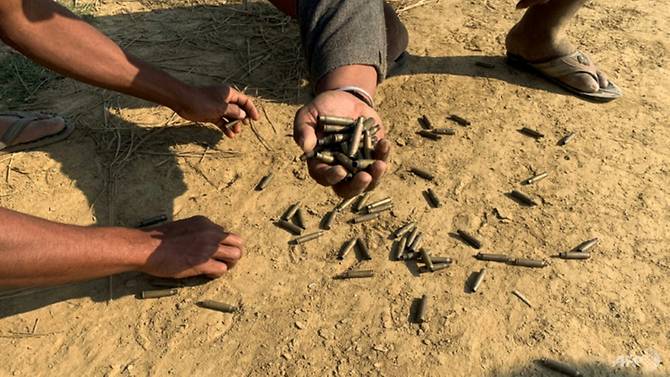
[596,70,609,89]
[562,72,599,93]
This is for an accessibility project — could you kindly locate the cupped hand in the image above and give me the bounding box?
[294,90,391,198]
[177,85,260,138]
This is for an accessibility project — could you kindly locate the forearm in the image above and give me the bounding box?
[0,208,146,287]
[0,0,193,113]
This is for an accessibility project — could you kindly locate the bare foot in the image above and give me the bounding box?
[505,23,609,93]
[0,113,65,148]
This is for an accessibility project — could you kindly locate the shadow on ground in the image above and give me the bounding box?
[487,359,664,377]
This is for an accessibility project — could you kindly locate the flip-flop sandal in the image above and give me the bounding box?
[387,51,409,78]
[506,51,622,102]
[0,111,75,156]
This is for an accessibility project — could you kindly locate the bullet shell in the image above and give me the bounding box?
[510,190,538,206]
[148,278,184,288]
[457,229,483,249]
[410,167,434,181]
[519,127,544,139]
[426,188,441,208]
[255,173,273,191]
[406,227,419,247]
[141,289,178,299]
[475,61,495,69]
[559,132,575,146]
[475,253,511,263]
[294,208,306,229]
[447,114,471,126]
[282,202,301,221]
[321,210,336,230]
[223,119,241,132]
[351,213,381,223]
[136,214,168,229]
[368,124,380,136]
[471,268,487,292]
[363,129,373,159]
[409,233,423,252]
[338,238,357,260]
[511,258,547,268]
[512,290,532,307]
[335,196,358,212]
[395,234,408,261]
[538,358,583,377]
[367,202,393,214]
[340,141,349,153]
[290,230,325,245]
[418,115,433,129]
[524,172,548,185]
[420,248,434,272]
[348,117,365,157]
[575,238,599,253]
[315,151,335,164]
[559,252,591,260]
[318,134,348,146]
[417,129,442,140]
[394,222,416,239]
[333,152,356,172]
[300,150,316,161]
[318,115,354,126]
[197,300,239,313]
[362,117,376,130]
[432,128,456,135]
[418,262,450,273]
[353,159,376,169]
[428,256,453,264]
[335,270,374,279]
[416,295,428,323]
[356,238,372,260]
[403,251,417,261]
[275,219,304,235]
[322,124,350,133]
[366,197,392,210]
[353,192,371,212]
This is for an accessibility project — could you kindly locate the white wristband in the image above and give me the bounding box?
[334,86,375,108]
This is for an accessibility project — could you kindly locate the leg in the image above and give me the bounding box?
[506,0,609,93]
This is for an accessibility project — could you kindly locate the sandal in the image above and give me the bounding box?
[0,111,74,156]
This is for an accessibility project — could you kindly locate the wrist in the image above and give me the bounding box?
[166,81,198,115]
[93,226,156,272]
[316,65,378,98]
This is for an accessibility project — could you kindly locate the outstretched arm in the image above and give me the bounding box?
[0,0,259,134]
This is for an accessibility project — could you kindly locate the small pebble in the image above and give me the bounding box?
[295,321,306,330]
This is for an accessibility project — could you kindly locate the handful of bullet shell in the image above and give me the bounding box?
[300,115,382,181]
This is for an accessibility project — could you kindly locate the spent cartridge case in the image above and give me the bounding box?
[294,208,306,229]
[335,196,358,212]
[368,124,380,136]
[419,115,433,129]
[300,150,316,161]
[559,252,591,260]
[362,117,376,130]
[348,117,364,157]
[353,159,376,170]
[356,238,372,260]
[282,202,301,221]
[520,127,544,139]
[322,124,350,133]
[318,134,347,146]
[338,238,357,260]
[512,290,532,307]
[432,128,456,135]
[576,238,599,252]
[367,202,393,214]
[538,358,583,377]
[426,188,441,208]
[197,300,238,313]
[475,61,495,69]
[409,233,424,252]
[457,230,483,249]
[511,190,538,206]
[318,115,354,126]
[275,219,304,235]
[363,130,373,159]
[321,210,336,230]
[351,213,381,223]
[410,167,435,180]
[420,249,434,272]
[290,231,325,245]
[366,197,392,210]
[353,192,371,212]
[559,132,575,146]
[416,295,428,323]
[429,256,452,264]
[141,289,178,299]
[136,214,168,229]
[334,152,356,172]
[475,253,511,263]
[223,119,240,133]
[511,258,547,268]
[256,173,273,191]
[419,262,450,273]
[148,278,184,288]
[394,222,416,239]
[315,152,336,164]
[472,268,487,292]
[448,114,471,126]
[418,129,442,140]
[525,172,548,185]
[406,227,419,247]
[395,235,408,261]
[403,251,417,261]
[336,270,374,279]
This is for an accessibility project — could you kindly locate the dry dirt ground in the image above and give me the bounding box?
[0,0,668,376]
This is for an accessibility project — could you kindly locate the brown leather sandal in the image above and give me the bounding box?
[0,112,74,155]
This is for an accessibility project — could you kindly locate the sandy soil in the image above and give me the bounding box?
[1,0,668,376]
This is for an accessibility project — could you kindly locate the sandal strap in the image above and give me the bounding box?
[531,51,599,82]
[0,117,38,150]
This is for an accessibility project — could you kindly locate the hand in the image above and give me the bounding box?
[139,216,244,279]
[515,0,550,9]
[294,90,391,198]
[177,85,261,138]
